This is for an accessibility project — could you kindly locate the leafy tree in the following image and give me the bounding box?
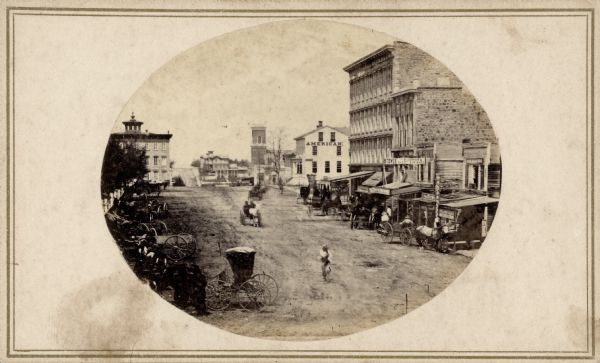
[101,138,149,195]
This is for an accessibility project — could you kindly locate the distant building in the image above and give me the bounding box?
[250,126,268,184]
[110,113,172,183]
[197,151,249,181]
[290,121,349,186]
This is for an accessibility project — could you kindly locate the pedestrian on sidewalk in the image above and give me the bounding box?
[319,245,332,282]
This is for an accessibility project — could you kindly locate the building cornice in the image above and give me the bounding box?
[343,44,394,72]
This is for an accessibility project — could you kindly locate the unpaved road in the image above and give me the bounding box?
[158,186,472,340]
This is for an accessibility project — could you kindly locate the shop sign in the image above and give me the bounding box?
[466,158,484,164]
[370,187,390,195]
[306,141,343,146]
[384,157,425,165]
[357,185,370,193]
[439,208,456,220]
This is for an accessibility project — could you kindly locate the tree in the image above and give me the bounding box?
[101,138,149,195]
[267,127,288,186]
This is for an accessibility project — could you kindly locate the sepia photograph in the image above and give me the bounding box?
[3,2,595,361]
[101,19,501,339]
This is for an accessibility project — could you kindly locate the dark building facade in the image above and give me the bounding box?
[110,113,173,183]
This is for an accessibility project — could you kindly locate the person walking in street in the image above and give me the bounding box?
[320,245,332,282]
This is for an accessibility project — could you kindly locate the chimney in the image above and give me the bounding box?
[317,121,323,128]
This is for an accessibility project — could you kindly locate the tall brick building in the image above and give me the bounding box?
[110,113,173,183]
[343,41,501,240]
[344,41,498,187]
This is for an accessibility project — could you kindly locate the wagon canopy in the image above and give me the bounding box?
[225,247,256,284]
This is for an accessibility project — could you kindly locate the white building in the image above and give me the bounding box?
[290,121,349,185]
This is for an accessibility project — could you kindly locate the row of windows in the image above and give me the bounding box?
[312,145,342,156]
[145,170,170,181]
[350,137,393,164]
[317,131,336,142]
[350,66,393,105]
[297,161,342,174]
[395,97,415,148]
[350,104,393,135]
[146,156,168,166]
[120,141,168,151]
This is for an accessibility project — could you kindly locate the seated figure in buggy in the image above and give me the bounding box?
[242,200,260,227]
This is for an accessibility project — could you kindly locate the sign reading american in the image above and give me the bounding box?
[306,141,343,146]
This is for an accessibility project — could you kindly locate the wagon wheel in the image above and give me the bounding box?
[447,238,458,252]
[205,279,233,311]
[163,235,196,261]
[380,222,394,243]
[251,273,279,304]
[158,221,168,234]
[436,238,449,253]
[399,228,413,246]
[237,280,271,311]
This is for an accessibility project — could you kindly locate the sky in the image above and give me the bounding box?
[112,20,395,166]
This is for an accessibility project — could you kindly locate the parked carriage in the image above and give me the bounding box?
[206,247,278,311]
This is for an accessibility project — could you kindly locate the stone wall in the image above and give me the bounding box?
[413,87,497,145]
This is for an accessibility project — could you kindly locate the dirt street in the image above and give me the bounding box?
[158,186,472,340]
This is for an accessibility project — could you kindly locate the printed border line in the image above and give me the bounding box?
[4,5,9,361]
[5,13,594,18]
[4,6,595,360]
[4,6,597,13]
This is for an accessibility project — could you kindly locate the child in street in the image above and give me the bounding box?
[319,245,332,282]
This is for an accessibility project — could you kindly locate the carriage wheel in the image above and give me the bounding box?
[380,222,393,243]
[205,279,233,311]
[158,221,168,234]
[251,273,278,304]
[448,238,458,252]
[436,238,449,253]
[237,280,271,311]
[163,235,197,261]
[399,228,413,246]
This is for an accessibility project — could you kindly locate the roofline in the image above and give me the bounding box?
[110,133,172,140]
[293,125,349,140]
[343,44,394,72]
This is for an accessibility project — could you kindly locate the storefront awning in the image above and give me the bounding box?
[361,171,393,187]
[370,181,416,196]
[441,196,500,208]
[329,171,375,182]
[392,186,423,196]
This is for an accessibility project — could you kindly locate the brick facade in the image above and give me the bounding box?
[412,87,496,145]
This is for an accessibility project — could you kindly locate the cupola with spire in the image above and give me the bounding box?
[122,112,144,133]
